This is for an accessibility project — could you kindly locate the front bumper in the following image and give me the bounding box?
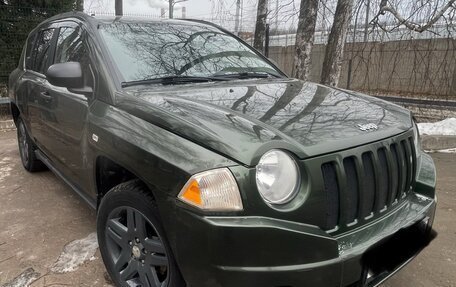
[170,193,435,287]
[161,152,437,287]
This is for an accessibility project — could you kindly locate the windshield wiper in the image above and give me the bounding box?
[212,71,281,80]
[121,75,230,88]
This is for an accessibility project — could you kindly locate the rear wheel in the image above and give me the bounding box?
[98,180,184,287]
[16,117,46,172]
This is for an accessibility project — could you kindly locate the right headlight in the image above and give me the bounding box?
[256,149,300,204]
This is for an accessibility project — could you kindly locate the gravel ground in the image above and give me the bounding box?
[0,130,455,287]
[0,130,112,286]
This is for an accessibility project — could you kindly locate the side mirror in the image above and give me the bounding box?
[46,62,84,89]
[46,62,93,96]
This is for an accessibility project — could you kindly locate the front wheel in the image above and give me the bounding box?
[97,180,184,287]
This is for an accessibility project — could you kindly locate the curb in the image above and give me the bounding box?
[0,119,15,131]
[421,135,456,151]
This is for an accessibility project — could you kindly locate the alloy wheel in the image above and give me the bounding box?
[105,206,169,287]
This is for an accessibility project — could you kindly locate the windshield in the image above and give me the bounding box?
[99,21,283,83]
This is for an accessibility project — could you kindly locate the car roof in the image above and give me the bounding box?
[37,11,223,33]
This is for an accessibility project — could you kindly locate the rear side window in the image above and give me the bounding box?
[32,28,56,74]
[24,33,36,70]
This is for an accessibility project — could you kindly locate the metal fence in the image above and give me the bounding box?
[1,6,455,121]
[1,6,65,120]
[0,6,67,84]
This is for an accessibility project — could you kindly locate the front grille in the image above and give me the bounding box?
[321,135,416,231]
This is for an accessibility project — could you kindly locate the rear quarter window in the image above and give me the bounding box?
[24,33,36,70]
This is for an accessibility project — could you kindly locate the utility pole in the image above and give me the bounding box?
[275,0,279,33]
[115,0,123,16]
[364,0,370,42]
[169,0,173,18]
[169,0,187,19]
[234,0,241,35]
[239,0,244,32]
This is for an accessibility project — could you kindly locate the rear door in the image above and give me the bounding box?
[24,26,58,155]
[44,21,96,187]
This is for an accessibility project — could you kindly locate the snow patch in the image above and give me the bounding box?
[51,232,99,273]
[425,148,456,153]
[1,268,40,287]
[418,118,456,136]
[0,157,12,183]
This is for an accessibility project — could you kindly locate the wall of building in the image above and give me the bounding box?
[269,38,456,98]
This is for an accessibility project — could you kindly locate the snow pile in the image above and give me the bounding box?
[1,268,40,287]
[51,232,98,273]
[418,118,456,136]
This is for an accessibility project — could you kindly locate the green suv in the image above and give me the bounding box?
[8,12,436,287]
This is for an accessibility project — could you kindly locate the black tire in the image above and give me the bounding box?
[16,117,46,172]
[97,180,185,287]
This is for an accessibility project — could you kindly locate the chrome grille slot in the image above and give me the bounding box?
[343,157,359,224]
[389,143,400,203]
[376,148,389,211]
[321,162,340,230]
[361,152,376,218]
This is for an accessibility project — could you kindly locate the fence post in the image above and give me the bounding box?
[115,0,123,16]
[265,24,270,57]
[347,59,352,89]
[452,50,456,97]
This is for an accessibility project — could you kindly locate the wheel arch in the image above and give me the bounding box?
[95,155,157,208]
[10,101,20,124]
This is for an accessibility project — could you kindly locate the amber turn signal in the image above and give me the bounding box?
[178,168,243,211]
[180,179,202,206]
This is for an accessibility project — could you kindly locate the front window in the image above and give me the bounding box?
[98,21,282,83]
[31,28,56,74]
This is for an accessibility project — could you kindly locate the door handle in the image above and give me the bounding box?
[39,91,52,101]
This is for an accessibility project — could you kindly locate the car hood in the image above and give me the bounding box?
[116,79,412,166]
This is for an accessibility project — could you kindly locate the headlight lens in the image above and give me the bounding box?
[256,149,300,204]
[178,168,243,211]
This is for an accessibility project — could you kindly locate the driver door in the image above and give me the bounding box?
[44,22,96,188]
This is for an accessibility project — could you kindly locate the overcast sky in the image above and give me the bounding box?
[85,0,226,18]
[85,0,274,31]
[84,0,454,31]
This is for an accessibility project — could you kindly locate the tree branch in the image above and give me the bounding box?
[375,0,456,33]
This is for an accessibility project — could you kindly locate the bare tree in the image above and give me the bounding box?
[254,0,268,52]
[320,0,354,86]
[371,0,456,33]
[293,0,319,80]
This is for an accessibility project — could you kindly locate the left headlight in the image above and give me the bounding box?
[178,168,243,211]
[256,149,300,204]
